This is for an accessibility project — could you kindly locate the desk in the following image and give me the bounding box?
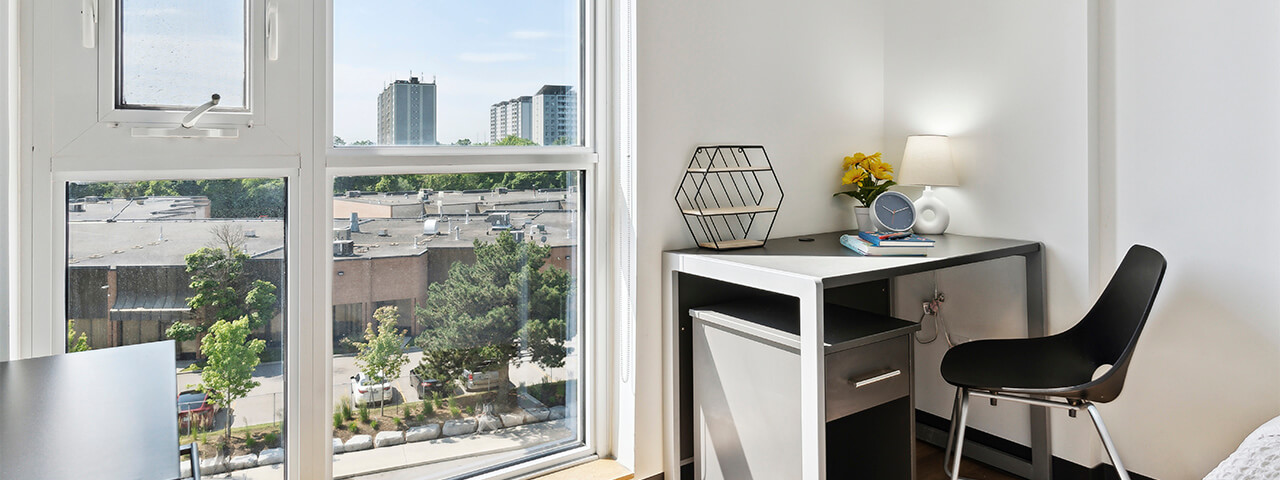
[663,231,1050,480]
[0,341,180,480]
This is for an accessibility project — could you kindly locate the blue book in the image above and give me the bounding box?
[857,231,936,247]
[840,235,928,256]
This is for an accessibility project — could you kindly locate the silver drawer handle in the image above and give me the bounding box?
[850,370,901,388]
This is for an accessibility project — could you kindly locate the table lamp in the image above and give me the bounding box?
[898,135,959,235]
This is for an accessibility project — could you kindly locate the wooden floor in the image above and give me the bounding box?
[916,440,1022,480]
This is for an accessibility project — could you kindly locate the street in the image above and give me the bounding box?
[177,349,574,432]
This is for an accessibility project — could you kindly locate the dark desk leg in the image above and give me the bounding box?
[1025,248,1052,480]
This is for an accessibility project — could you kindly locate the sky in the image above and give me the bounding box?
[333,0,580,144]
[122,0,581,145]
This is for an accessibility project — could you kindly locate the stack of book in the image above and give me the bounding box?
[840,231,936,256]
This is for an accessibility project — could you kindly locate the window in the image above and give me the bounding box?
[25,0,608,478]
[333,0,582,147]
[118,0,248,109]
[330,173,584,479]
[65,179,287,480]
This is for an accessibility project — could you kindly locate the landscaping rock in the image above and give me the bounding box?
[549,406,566,420]
[406,424,441,442]
[522,407,550,423]
[477,414,503,433]
[257,448,284,466]
[442,418,477,437]
[499,412,525,428]
[228,454,258,470]
[375,431,405,447]
[332,438,345,454]
[199,457,227,475]
[345,434,374,452]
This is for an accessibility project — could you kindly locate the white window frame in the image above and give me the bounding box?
[15,0,622,478]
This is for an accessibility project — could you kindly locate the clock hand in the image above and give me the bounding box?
[880,205,893,214]
[892,206,910,214]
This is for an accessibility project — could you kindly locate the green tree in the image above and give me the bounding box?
[353,306,411,417]
[165,321,199,343]
[455,138,472,146]
[494,135,537,146]
[181,225,279,335]
[352,140,375,146]
[66,319,90,353]
[198,317,265,447]
[415,232,570,391]
[334,136,347,146]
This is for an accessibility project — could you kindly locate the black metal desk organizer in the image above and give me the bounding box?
[675,145,783,250]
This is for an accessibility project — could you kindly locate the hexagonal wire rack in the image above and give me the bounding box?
[675,145,784,250]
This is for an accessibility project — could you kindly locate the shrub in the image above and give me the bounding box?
[340,396,354,420]
[370,420,380,430]
[449,405,461,418]
[245,436,259,450]
[358,403,371,424]
[464,405,474,416]
[348,422,359,433]
[416,413,425,422]
[421,400,432,416]
[394,417,404,429]
[264,431,279,446]
[334,411,344,428]
[401,404,411,419]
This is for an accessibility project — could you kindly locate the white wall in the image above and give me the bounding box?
[1102,1,1280,478]
[883,0,1098,467]
[634,0,886,476]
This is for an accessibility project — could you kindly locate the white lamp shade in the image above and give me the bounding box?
[898,135,959,187]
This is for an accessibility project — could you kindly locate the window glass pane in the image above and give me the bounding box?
[119,0,248,109]
[333,1,581,146]
[66,179,285,479]
[331,173,583,479]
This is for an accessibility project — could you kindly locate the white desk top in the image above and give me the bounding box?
[666,231,1041,288]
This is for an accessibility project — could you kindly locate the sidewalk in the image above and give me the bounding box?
[208,419,577,480]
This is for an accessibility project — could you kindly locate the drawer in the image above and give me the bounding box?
[825,336,910,421]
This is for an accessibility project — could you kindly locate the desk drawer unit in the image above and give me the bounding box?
[690,299,919,480]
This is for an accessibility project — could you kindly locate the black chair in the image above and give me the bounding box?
[940,245,1166,480]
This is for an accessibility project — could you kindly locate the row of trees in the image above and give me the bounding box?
[68,179,286,218]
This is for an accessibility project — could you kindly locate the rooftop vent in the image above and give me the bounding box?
[85,196,100,204]
[68,203,85,213]
[345,190,362,198]
[423,219,440,235]
[417,190,430,202]
[333,240,354,257]
[244,229,257,238]
[349,212,361,233]
[513,231,525,243]
[486,212,511,229]
[334,228,351,241]
[377,228,389,237]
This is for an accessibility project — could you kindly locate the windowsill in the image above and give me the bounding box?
[532,459,633,480]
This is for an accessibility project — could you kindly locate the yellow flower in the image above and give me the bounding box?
[864,155,894,180]
[842,168,867,185]
[842,153,866,170]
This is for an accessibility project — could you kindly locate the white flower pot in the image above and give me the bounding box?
[854,206,875,232]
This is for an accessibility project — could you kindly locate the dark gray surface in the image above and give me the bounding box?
[0,341,179,480]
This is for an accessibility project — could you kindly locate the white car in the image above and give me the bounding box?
[350,372,393,406]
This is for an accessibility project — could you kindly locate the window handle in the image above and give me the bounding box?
[81,0,97,48]
[266,1,279,61]
[181,94,221,129]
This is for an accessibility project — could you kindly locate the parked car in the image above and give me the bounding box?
[350,372,393,406]
[461,361,509,392]
[409,367,448,399]
[177,390,217,429]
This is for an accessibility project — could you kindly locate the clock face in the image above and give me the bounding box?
[871,191,916,232]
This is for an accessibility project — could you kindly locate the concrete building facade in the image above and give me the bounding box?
[377,77,438,145]
[532,85,578,145]
[489,96,533,143]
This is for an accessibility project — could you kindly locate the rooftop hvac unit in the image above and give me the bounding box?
[377,228,389,237]
[423,219,439,235]
[513,231,525,243]
[244,229,257,238]
[486,212,511,227]
[334,228,351,241]
[417,190,430,202]
[68,203,85,213]
[333,240,354,257]
[85,196,100,204]
[345,190,362,198]
[535,224,546,232]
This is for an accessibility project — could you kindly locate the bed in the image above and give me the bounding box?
[1204,415,1280,479]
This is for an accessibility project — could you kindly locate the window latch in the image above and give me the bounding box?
[130,94,239,139]
[81,0,97,48]
[181,94,221,128]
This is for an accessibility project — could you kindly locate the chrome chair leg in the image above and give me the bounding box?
[1085,403,1131,480]
[945,388,971,480]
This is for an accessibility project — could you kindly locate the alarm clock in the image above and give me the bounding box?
[870,191,917,232]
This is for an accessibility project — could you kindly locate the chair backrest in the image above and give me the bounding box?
[1065,244,1166,402]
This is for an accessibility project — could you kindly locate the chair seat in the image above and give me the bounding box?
[940,336,1099,398]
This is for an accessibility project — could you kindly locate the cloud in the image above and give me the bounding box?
[458,52,532,63]
[509,30,555,40]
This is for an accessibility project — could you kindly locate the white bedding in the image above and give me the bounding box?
[1204,415,1280,479]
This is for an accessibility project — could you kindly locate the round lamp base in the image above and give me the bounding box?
[913,187,950,235]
